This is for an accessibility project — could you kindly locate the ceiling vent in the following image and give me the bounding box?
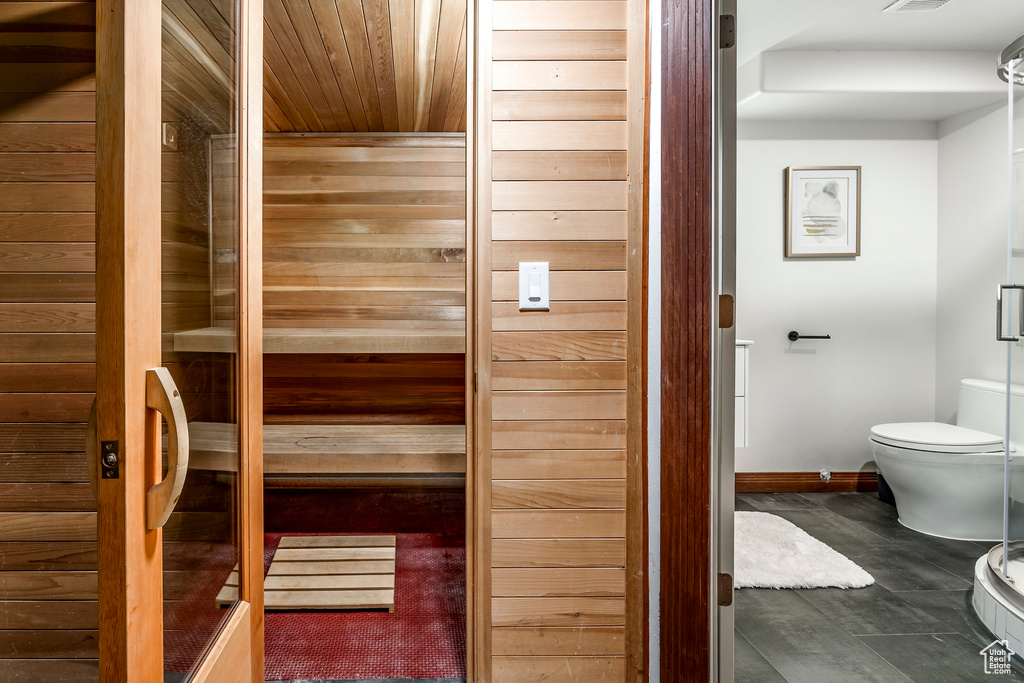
[883,0,954,12]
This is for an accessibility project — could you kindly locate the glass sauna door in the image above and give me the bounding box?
[94,0,262,680]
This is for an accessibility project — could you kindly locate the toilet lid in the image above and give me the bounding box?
[870,422,1003,453]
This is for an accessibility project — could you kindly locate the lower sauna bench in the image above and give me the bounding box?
[187,422,466,476]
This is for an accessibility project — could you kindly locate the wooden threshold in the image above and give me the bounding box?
[217,535,396,612]
[188,422,466,474]
[735,471,879,493]
[173,326,465,355]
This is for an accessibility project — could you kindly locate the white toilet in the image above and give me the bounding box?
[870,379,1024,542]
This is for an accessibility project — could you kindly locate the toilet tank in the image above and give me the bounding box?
[957,378,1024,443]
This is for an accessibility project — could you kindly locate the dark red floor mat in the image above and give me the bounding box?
[263,489,467,681]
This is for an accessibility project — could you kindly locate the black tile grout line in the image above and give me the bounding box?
[785,493,976,588]
[734,595,915,683]
[781,494,1024,677]
[843,630,954,643]
[851,633,986,683]
[734,627,789,682]
[735,493,998,682]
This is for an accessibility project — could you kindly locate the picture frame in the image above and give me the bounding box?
[784,166,861,258]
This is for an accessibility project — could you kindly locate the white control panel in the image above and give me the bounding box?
[518,261,550,311]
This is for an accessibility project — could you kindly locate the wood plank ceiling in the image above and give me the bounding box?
[263,0,467,133]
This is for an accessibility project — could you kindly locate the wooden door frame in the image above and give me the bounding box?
[95,0,164,678]
[95,0,264,679]
[465,0,478,679]
[659,0,730,680]
[232,0,264,679]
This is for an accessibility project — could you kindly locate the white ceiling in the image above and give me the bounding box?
[737,0,1024,123]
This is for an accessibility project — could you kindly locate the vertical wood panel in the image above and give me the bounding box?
[480,0,646,680]
[96,0,163,679]
[661,0,713,679]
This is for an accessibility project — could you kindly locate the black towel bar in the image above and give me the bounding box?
[788,331,831,342]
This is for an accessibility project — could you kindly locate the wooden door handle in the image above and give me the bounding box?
[146,367,190,530]
[86,397,98,502]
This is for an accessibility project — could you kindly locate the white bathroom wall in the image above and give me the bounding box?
[736,136,939,473]
[935,105,1011,423]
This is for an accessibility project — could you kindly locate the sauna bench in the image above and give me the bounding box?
[173,326,465,354]
[187,422,466,474]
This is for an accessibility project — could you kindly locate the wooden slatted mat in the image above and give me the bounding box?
[216,535,396,611]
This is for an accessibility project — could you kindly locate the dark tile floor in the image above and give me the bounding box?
[735,492,1024,683]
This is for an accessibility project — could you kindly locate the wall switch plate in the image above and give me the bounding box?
[518,261,549,311]
[162,123,178,151]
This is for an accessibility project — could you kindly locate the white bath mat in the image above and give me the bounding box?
[735,511,874,589]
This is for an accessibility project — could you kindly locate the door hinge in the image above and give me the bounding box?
[718,572,734,606]
[720,14,736,49]
[473,371,478,394]
[719,294,734,329]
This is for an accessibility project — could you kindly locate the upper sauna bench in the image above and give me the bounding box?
[172,326,465,354]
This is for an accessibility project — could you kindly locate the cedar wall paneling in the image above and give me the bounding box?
[481,1,646,680]
[260,133,467,428]
[0,2,234,677]
[0,2,100,680]
[262,0,468,133]
[261,134,466,332]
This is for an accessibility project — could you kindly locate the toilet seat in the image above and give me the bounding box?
[870,422,1003,454]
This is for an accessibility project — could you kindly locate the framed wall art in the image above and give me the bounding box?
[784,166,861,258]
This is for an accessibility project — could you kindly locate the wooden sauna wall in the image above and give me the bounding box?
[0,2,99,680]
[261,0,468,134]
[478,1,646,680]
[0,2,233,678]
[261,134,467,427]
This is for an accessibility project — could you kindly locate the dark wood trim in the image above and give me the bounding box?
[660,0,714,679]
[736,472,879,494]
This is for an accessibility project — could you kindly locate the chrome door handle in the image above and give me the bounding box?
[997,284,1024,342]
[146,367,189,530]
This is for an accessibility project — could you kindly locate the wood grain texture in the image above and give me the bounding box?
[492,61,627,91]
[239,1,266,677]
[491,361,626,390]
[252,135,467,354]
[661,0,713,679]
[0,2,101,677]
[187,422,466,475]
[479,0,645,676]
[493,656,626,683]
[263,0,466,132]
[491,627,625,656]
[95,0,163,677]
[492,91,627,122]
[491,479,625,509]
[492,450,626,480]
[736,471,879,493]
[492,2,627,31]
[492,538,626,568]
[491,597,625,626]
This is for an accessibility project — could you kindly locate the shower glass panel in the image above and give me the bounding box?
[160,0,242,678]
[1003,52,1024,592]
